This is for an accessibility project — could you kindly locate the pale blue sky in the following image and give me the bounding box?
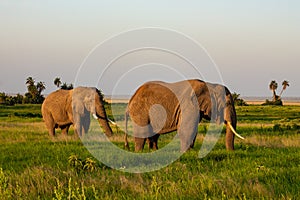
[1,0,299,97]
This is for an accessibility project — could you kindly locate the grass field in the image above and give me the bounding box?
[0,104,299,199]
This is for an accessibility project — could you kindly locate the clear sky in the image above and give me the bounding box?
[1,0,299,97]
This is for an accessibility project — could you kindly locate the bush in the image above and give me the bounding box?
[232,93,248,106]
[262,99,283,106]
[68,155,97,174]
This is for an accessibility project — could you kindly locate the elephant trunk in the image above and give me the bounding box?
[98,118,113,137]
[223,89,244,150]
[95,100,113,137]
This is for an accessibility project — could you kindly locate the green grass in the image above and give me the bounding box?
[0,104,299,199]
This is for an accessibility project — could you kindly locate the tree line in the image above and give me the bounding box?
[0,77,73,105]
[0,78,291,106]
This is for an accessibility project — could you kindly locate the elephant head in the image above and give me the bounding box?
[72,87,113,137]
[200,82,244,150]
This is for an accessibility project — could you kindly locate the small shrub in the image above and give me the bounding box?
[68,155,97,173]
[83,158,97,172]
[262,99,283,106]
[68,155,83,174]
[273,124,282,132]
[232,93,248,106]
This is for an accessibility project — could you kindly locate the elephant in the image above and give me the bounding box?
[124,79,244,152]
[42,86,113,137]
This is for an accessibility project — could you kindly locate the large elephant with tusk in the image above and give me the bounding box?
[124,79,244,152]
[42,86,114,137]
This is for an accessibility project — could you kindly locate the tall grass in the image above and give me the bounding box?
[0,104,299,199]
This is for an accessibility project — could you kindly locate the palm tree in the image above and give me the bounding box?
[36,81,46,95]
[54,77,61,88]
[25,77,37,97]
[26,77,35,87]
[269,80,278,101]
[279,80,290,97]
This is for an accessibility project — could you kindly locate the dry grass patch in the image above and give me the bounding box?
[245,135,300,148]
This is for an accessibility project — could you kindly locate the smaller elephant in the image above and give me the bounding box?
[42,87,113,136]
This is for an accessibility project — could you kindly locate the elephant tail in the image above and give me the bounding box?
[124,108,130,150]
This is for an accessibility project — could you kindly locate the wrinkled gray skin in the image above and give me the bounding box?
[125,79,237,152]
[42,87,113,137]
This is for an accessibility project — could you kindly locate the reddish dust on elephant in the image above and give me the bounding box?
[125,79,244,152]
[42,87,113,137]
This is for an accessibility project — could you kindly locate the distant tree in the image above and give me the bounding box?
[68,83,74,90]
[54,77,73,90]
[0,92,6,105]
[23,92,33,104]
[269,80,278,101]
[61,82,73,90]
[279,80,290,98]
[263,79,289,106]
[15,94,24,104]
[54,77,61,88]
[232,92,248,106]
[36,81,46,94]
[26,77,38,99]
[25,77,35,87]
[24,77,46,104]
[0,92,23,106]
[36,81,46,103]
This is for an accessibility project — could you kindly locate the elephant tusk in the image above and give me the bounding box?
[108,118,117,125]
[92,113,98,120]
[92,113,116,125]
[227,122,245,140]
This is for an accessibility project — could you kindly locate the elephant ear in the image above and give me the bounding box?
[214,85,227,124]
[72,89,85,116]
[209,90,218,122]
[196,83,216,121]
[204,83,226,124]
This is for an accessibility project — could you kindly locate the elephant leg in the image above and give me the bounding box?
[178,97,200,152]
[178,115,199,152]
[134,137,146,152]
[147,134,160,150]
[132,123,155,152]
[189,135,197,148]
[74,126,79,136]
[43,112,56,136]
[46,120,56,136]
[73,115,83,136]
[74,122,82,136]
[48,126,55,136]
